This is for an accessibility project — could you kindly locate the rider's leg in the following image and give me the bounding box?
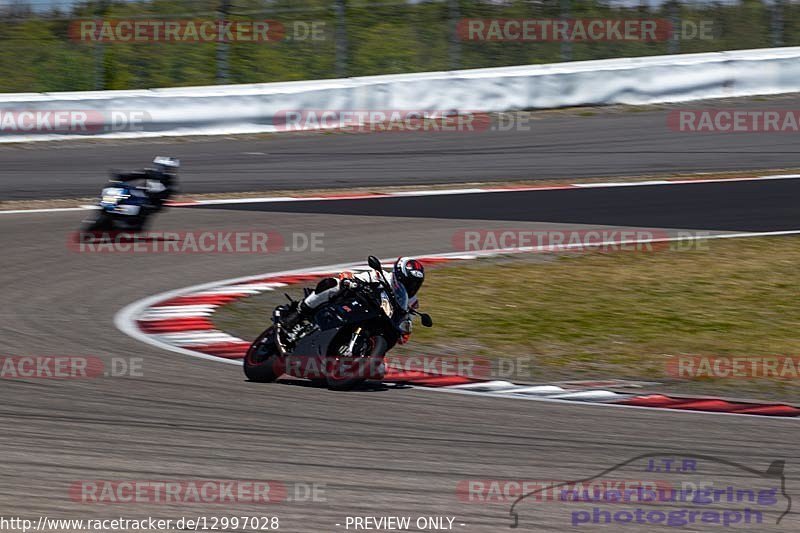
[281,278,341,328]
[302,277,340,308]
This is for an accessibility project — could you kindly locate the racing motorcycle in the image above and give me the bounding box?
[243,256,433,390]
[81,179,161,232]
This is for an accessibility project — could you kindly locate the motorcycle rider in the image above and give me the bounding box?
[112,156,180,211]
[277,257,425,343]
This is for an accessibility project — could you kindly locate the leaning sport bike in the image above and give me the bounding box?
[81,181,156,232]
[243,256,433,390]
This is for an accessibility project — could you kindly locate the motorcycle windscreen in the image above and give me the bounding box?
[391,280,409,311]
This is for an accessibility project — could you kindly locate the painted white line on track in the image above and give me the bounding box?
[572,180,674,187]
[157,331,243,342]
[139,311,215,320]
[0,206,97,215]
[572,174,800,188]
[494,385,566,395]
[191,288,265,296]
[389,188,491,196]
[447,380,517,391]
[547,390,622,401]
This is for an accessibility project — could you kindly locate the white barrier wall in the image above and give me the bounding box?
[1,47,800,141]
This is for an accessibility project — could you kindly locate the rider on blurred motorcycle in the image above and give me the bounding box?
[277,257,425,344]
[113,156,180,211]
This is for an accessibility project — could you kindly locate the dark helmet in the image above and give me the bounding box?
[393,257,425,297]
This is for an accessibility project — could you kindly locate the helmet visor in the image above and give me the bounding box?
[403,273,423,297]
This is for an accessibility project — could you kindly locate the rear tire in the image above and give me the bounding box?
[243,328,283,383]
[326,335,387,391]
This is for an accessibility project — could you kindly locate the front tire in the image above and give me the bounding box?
[326,335,388,391]
[81,211,114,232]
[243,328,284,382]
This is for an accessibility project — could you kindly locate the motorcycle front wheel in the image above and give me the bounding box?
[325,335,387,391]
[81,211,114,232]
[243,327,284,383]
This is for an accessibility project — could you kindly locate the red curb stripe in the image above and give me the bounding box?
[137,318,215,333]
[258,274,325,285]
[615,394,683,407]
[248,273,336,285]
[383,368,476,387]
[732,405,800,416]
[184,342,250,358]
[417,257,456,266]
[384,369,436,380]
[156,294,245,306]
[401,376,477,387]
[667,399,752,412]
[616,394,800,416]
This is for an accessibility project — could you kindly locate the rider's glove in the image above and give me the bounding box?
[398,317,413,334]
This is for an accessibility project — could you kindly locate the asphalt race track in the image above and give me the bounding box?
[3,94,800,199]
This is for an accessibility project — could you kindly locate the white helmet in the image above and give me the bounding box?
[393,257,425,297]
[152,156,180,174]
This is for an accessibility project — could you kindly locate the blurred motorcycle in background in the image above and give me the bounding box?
[81,156,179,232]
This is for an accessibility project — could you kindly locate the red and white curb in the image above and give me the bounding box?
[431,381,800,418]
[116,240,800,418]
